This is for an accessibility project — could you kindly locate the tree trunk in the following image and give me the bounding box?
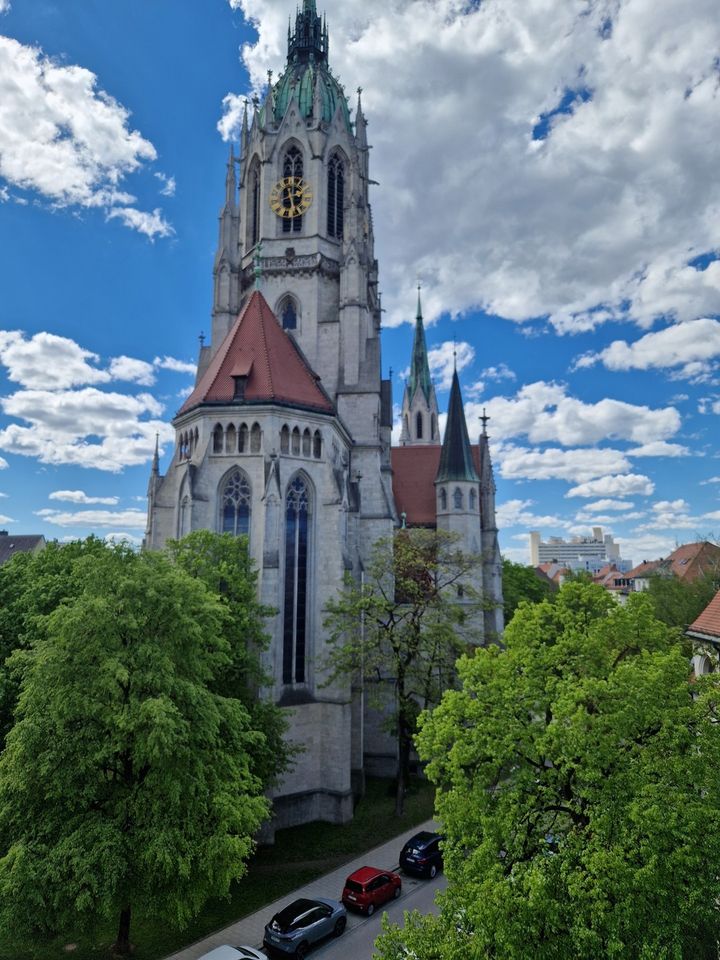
[113,904,132,956]
[395,735,407,817]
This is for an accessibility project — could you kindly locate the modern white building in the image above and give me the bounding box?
[529,528,631,572]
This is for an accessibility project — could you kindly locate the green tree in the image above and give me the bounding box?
[0,544,270,955]
[501,557,554,624]
[167,530,293,789]
[646,569,720,630]
[375,582,720,959]
[0,536,109,748]
[325,528,481,816]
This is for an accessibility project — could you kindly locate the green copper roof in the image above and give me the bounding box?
[407,289,433,404]
[268,61,351,130]
[436,369,480,483]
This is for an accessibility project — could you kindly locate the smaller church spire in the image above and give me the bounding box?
[407,285,433,404]
[225,143,237,206]
[151,433,160,477]
[241,98,249,153]
[436,370,480,483]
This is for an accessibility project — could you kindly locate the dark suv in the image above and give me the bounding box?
[399,830,444,878]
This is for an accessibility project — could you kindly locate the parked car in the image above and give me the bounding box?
[399,830,445,878]
[198,947,266,960]
[341,865,402,915]
[263,896,347,957]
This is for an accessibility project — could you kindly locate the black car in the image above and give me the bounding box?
[399,830,445,878]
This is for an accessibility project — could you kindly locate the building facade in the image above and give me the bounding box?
[145,0,502,829]
[529,527,630,572]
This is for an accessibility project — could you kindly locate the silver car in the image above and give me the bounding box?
[263,896,347,957]
[198,947,266,960]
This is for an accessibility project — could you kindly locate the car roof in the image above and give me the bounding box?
[197,947,257,960]
[273,897,320,926]
[406,831,440,846]
[345,866,389,885]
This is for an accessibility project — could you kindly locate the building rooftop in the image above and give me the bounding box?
[626,541,720,583]
[687,589,720,641]
[0,532,45,566]
[392,445,482,526]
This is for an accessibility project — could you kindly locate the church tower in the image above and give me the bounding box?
[399,288,440,445]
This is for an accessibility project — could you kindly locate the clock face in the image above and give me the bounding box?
[269,176,313,219]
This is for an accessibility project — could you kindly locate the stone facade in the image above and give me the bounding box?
[145,0,502,830]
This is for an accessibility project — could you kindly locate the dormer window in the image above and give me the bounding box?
[231,359,252,401]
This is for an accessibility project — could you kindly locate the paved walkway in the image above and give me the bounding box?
[165,818,437,960]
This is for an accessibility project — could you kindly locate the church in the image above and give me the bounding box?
[144,0,503,830]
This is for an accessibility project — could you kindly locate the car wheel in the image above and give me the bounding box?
[428,864,437,879]
[366,903,375,917]
[394,886,401,899]
[334,916,347,936]
[295,942,309,959]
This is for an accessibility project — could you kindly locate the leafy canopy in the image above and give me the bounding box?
[375,582,720,959]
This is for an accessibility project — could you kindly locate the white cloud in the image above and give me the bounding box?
[104,532,143,547]
[495,443,631,483]
[0,514,13,524]
[153,355,197,375]
[155,172,176,197]
[0,2,10,15]
[225,0,720,333]
[481,363,516,382]
[581,499,636,512]
[36,508,148,529]
[496,498,569,530]
[106,206,174,240]
[700,476,720,485]
[626,441,691,457]
[49,490,120,506]
[427,341,474,391]
[0,387,173,472]
[108,355,156,386]
[472,382,680,446]
[566,474,656,498]
[0,36,169,237]
[577,318,720,381]
[0,331,110,390]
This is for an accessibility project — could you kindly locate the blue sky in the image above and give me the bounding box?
[0,0,719,563]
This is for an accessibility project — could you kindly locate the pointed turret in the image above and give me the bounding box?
[151,432,160,477]
[241,99,249,154]
[475,409,504,640]
[436,369,479,483]
[225,143,236,206]
[400,288,440,445]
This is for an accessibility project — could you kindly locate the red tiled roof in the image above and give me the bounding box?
[178,291,333,416]
[626,542,720,583]
[391,445,482,526]
[688,589,720,640]
[624,559,661,579]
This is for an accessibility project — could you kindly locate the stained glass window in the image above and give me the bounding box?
[283,475,310,684]
[220,469,251,537]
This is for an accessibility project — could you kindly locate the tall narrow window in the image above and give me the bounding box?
[280,425,290,454]
[280,297,298,330]
[440,487,447,511]
[313,430,322,459]
[213,424,224,454]
[283,475,311,684]
[220,469,251,537]
[469,488,477,510]
[327,154,344,239]
[454,487,463,510]
[250,422,262,453]
[250,161,261,247]
[283,146,303,235]
[238,423,248,453]
[302,429,311,457]
[416,412,423,440]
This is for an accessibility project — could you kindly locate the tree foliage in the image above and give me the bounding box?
[374,582,720,959]
[0,543,272,955]
[501,557,555,624]
[325,528,481,816]
[645,569,720,630]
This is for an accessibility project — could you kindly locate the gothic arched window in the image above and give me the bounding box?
[454,487,463,510]
[220,469,251,538]
[416,412,423,440]
[440,487,447,511]
[282,146,303,235]
[238,423,248,453]
[469,488,477,511]
[280,425,290,454]
[250,159,261,247]
[283,475,311,684]
[313,430,322,459]
[327,153,344,239]
[250,422,262,453]
[279,296,298,330]
[225,424,236,453]
[291,427,301,455]
[213,424,224,454]
[302,428,311,457]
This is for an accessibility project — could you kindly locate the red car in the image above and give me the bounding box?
[341,866,402,915]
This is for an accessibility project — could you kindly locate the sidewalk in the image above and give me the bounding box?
[164,818,438,960]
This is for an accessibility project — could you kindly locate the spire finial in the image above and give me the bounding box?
[199,331,205,347]
[254,241,264,290]
[453,334,457,370]
[416,282,422,321]
[480,407,490,435]
[151,432,160,475]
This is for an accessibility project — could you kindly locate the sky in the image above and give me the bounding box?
[0,0,719,564]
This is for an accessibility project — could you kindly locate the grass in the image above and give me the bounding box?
[0,777,435,960]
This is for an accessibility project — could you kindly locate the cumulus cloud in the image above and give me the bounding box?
[576,318,720,381]
[580,499,636,512]
[108,356,156,386]
[224,0,720,332]
[496,498,569,530]
[626,441,691,457]
[481,363,516,382]
[0,36,171,238]
[36,508,148,529]
[470,382,680,447]
[700,476,720,485]
[427,341,475,391]
[566,474,656,499]
[495,443,631,483]
[0,331,110,389]
[49,490,119,506]
[0,1,10,14]
[0,387,173,472]
[153,355,197,375]
[155,172,176,197]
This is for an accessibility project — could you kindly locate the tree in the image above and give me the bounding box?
[166,530,293,789]
[324,528,482,816]
[646,569,720,630]
[374,582,720,959]
[501,557,555,624]
[0,544,271,955]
